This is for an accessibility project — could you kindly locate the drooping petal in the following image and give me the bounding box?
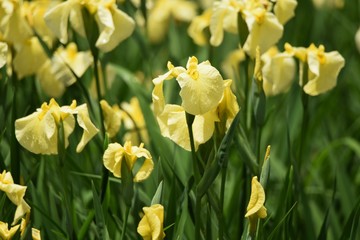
[75,104,99,152]
[95,4,135,52]
[100,100,123,138]
[274,0,297,24]
[37,59,66,98]
[243,11,283,57]
[32,228,42,240]
[0,221,20,240]
[137,204,165,240]
[303,50,345,96]
[44,0,77,44]
[262,47,296,96]
[56,43,93,77]
[132,146,154,182]
[188,9,212,46]
[103,143,124,178]
[217,79,240,130]
[245,176,267,218]
[15,111,59,154]
[0,172,26,206]
[13,199,31,225]
[1,4,33,45]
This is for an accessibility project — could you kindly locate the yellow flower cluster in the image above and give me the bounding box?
[15,98,99,154]
[258,43,345,96]
[152,56,239,151]
[0,0,96,97]
[188,0,297,57]
[44,0,135,52]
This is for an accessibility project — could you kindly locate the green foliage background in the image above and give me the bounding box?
[1,0,360,239]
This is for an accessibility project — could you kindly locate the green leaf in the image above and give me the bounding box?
[197,111,241,197]
[91,182,110,240]
[340,197,360,240]
[77,211,95,240]
[237,12,249,48]
[151,181,163,205]
[121,157,134,207]
[260,146,270,190]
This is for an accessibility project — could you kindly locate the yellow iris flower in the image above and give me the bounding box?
[0,221,20,240]
[245,176,267,234]
[44,0,135,52]
[152,56,239,151]
[285,43,345,96]
[261,46,296,96]
[101,98,148,144]
[100,99,124,138]
[0,171,31,225]
[0,0,33,45]
[103,141,154,182]
[15,98,99,154]
[137,204,165,240]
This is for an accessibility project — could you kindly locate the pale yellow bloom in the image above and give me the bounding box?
[261,46,296,96]
[44,0,135,52]
[0,42,7,68]
[209,0,240,46]
[36,59,70,98]
[0,171,31,225]
[137,204,165,240]
[13,37,48,79]
[157,104,219,151]
[0,0,33,45]
[245,176,267,234]
[100,100,123,138]
[242,8,283,57]
[177,56,225,115]
[0,221,20,240]
[217,80,240,131]
[210,0,292,57]
[75,104,100,152]
[103,141,154,182]
[55,43,93,78]
[23,0,59,47]
[152,56,239,151]
[15,98,98,154]
[285,43,345,96]
[147,0,197,43]
[188,9,212,46]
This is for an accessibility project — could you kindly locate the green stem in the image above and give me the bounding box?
[10,70,20,184]
[218,167,227,240]
[185,113,202,239]
[58,120,75,239]
[120,205,131,240]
